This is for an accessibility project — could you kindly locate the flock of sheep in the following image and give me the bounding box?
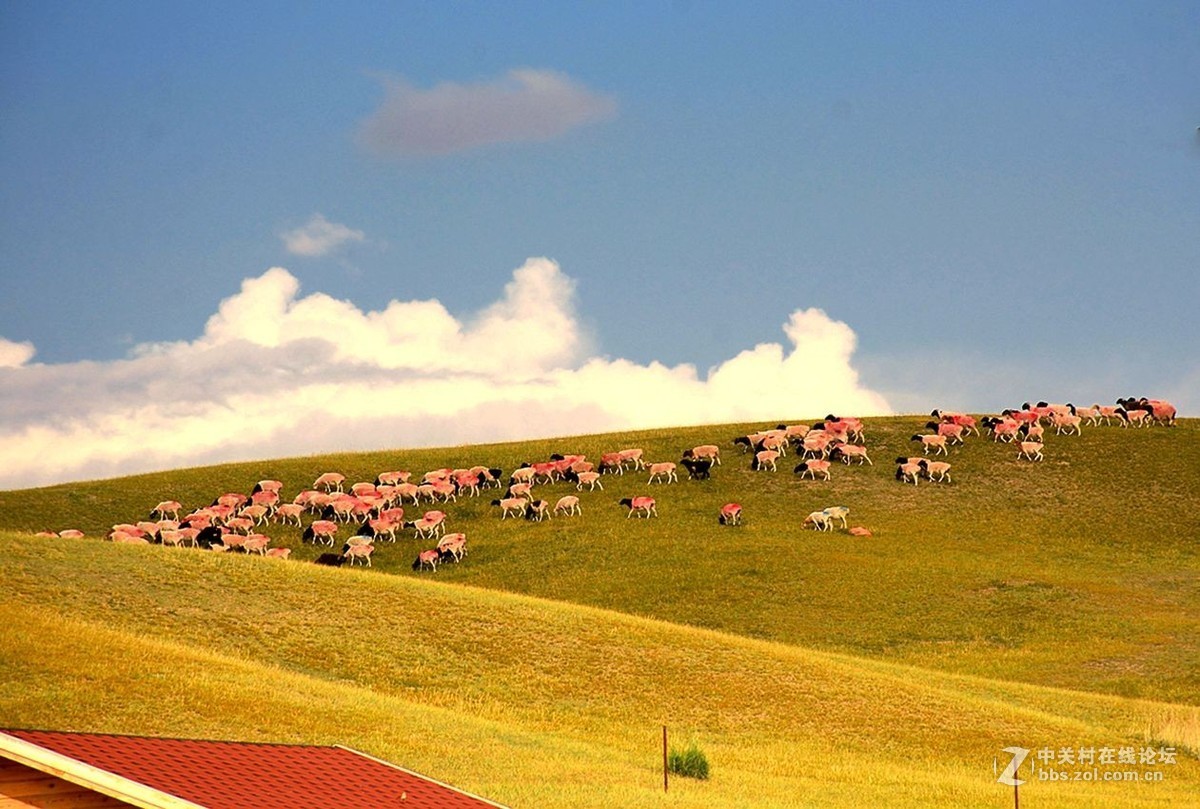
[32,396,1177,567]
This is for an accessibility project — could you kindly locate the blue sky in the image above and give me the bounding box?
[1,2,1197,486]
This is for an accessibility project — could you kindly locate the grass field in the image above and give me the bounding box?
[1,415,1197,806]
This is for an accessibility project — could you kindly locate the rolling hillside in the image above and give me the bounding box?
[1,414,1198,806]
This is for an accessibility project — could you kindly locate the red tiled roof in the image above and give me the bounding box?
[2,729,505,808]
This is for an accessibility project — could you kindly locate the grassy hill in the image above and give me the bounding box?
[1,415,1198,806]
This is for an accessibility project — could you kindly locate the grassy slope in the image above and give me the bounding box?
[2,534,1197,808]
[3,417,1197,704]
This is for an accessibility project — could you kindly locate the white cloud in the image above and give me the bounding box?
[0,338,35,368]
[0,258,890,489]
[280,214,365,257]
[357,68,617,157]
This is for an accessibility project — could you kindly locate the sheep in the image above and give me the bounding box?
[240,504,269,525]
[274,503,305,526]
[925,421,965,444]
[1116,406,1151,427]
[58,529,85,539]
[315,552,345,567]
[303,520,339,547]
[647,462,679,484]
[681,457,713,480]
[598,452,625,475]
[918,459,952,483]
[683,444,721,466]
[911,434,949,455]
[801,433,834,458]
[252,480,283,495]
[1090,404,1122,425]
[718,503,742,526]
[437,533,468,562]
[793,459,832,481]
[243,534,272,555]
[573,471,604,491]
[151,500,182,520]
[1071,404,1104,426]
[803,511,832,531]
[491,497,528,519]
[752,450,780,472]
[1017,441,1044,462]
[314,472,345,492]
[506,481,534,499]
[1118,397,1176,426]
[617,448,646,470]
[509,466,537,485]
[830,442,872,465]
[1018,421,1045,442]
[1049,412,1082,436]
[619,496,657,518]
[342,542,374,567]
[367,516,400,542]
[931,410,978,435]
[983,417,1021,443]
[265,547,291,560]
[412,548,440,572]
[554,495,582,517]
[894,458,921,485]
[822,506,850,529]
[525,499,551,522]
[375,470,411,486]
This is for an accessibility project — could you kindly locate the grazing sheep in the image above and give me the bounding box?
[274,503,305,526]
[343,542,374,567]
[265,547,292,560]
[683,444,721,466]
[803,511,832,531]
[848,526,873,537]
[822,506,850,529]
[647,462,679,484]
[314,552,345,567]
[412,548,440,572]
[553,495,581,517]
[793,459,832,481]
[1017,441,1044,461]
[718,503,742,526]
[918,459,952,483]
[375,470,411,486]
[573,470,604,491]
[619,496,657,518]
[243,534,272,555]
[681,457,713,480]
[801,433,834,458]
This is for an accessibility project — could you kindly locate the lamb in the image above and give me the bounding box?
[619,496,657,518]
[793,459,832,481]
[911,434,949,455]
[554,495,581,516]
[647,462,679,484]
[803,511,832,531]
[918,459,952,483]
[718,503,742,526]
[1017,441,1044,461]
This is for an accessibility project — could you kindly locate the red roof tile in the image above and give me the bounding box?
[3,729,505,808]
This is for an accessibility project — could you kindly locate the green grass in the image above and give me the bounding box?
[1,415,1197,805]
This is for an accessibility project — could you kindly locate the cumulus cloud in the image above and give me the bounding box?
[0,258,889,489]
[280,214,366,257]
[357,68,617,157]
[0,338,35,368]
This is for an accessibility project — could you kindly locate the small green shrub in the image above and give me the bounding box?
[668,741,710,780]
